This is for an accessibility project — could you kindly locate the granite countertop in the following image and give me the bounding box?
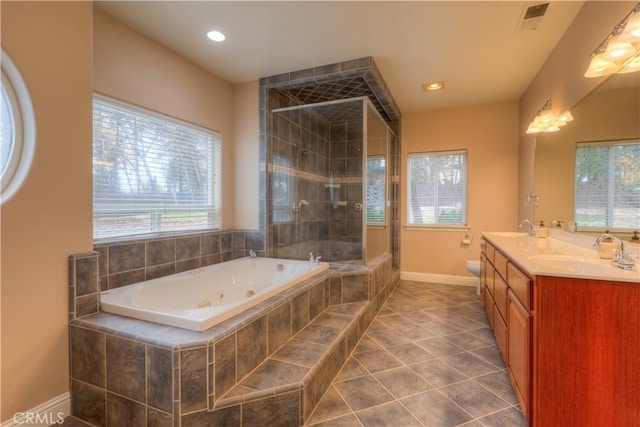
[482,229,640,283]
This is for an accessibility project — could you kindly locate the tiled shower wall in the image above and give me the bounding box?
[270,101,367,262]
[271,99,332,260]
[260,57,402,268]
[328,119,364,261]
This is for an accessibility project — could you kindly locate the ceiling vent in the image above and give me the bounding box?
[516,2,549,32]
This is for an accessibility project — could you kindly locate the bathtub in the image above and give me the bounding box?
[100,257,329,331]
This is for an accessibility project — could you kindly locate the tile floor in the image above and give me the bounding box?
[306,280,528,427]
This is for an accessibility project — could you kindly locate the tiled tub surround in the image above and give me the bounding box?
[95,230,265,289]
[69,230,265,321]
[69,253,397,426]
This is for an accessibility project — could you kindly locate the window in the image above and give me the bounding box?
[366,156,386,224]
[407,150,467,225]
[575,140,640,230]
[1,50,35,203]
[272,154,294,223]
[93,97,221,240]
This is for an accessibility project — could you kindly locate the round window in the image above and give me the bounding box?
[1,50,35,204]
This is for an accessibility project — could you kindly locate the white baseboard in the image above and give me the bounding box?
[401,271,480,288]
[1,393,69,427]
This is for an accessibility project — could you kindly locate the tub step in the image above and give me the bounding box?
[213,301,369,424]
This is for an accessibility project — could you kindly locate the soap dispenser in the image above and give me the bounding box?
[537,221,548,238]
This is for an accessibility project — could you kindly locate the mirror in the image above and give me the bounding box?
[534,70,640,232]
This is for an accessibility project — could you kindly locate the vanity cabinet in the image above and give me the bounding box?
[481,235,640,427]
[481,240,532,423]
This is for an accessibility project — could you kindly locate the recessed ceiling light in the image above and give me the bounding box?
[423,80,445,91]
[207,30,226,42]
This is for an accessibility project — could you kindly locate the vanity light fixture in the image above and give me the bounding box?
[526,99,573,134]
[206,30,226,42]
[619,54,640,73]
[584,3,640,78]
[422,80,445,91]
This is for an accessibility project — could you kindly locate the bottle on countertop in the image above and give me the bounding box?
[537,220,548,238]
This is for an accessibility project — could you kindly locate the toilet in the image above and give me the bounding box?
[465,260,481,277]
[465,260,481,296]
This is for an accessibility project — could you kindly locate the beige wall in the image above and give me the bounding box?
[93,8,236,228]
[401,101,519,277]
[232,81,260,230]
[1,1,93,421]
[518,1,636,224]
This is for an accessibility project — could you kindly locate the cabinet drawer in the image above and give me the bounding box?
[494,310,508,363]
[484,241,495,265]
[487,268,495,297]
[494,250,508,281]
[494,274,508,322]
[508,262,531,310]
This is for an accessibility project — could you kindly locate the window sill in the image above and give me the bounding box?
[404,224,470,232]
[367,224,386,229]
[93,228,222,246]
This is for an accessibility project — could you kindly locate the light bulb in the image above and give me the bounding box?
[604,33,636,60]
[621,11,640,41]
[584,52,618,77]
[618,55,640,73]
[558,111,573,122]
[207,30,226,42]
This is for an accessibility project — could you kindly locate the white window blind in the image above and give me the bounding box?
[575,140,640,229]
[366,156,386,224]
[407,151,467,225]
[93,97,221,240]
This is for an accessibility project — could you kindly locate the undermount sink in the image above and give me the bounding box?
[527,255,614,275]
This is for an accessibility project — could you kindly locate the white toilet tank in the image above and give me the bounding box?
[465,260,481,277]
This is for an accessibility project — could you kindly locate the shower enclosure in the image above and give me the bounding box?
[269,97,394,264]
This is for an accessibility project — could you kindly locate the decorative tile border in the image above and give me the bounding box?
[270,163,363,184]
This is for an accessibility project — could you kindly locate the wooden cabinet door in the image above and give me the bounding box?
[508,289,530,423]
[480,254,487,303]
[493,311,508,363]
[484,291,495,329]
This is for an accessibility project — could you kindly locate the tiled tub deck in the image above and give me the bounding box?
[69,254,398,427]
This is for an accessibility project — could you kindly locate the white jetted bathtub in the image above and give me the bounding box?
[100,257,329,331]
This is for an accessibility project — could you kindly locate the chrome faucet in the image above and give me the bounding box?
[593,233,635,270]
[249,249,257,259]
[309,252,322,264]
[519,219,536,237]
